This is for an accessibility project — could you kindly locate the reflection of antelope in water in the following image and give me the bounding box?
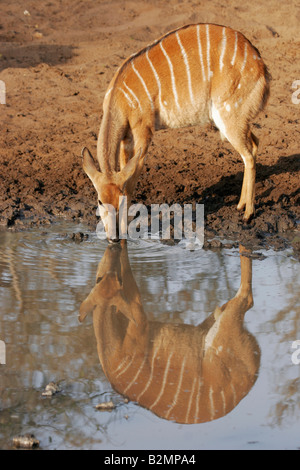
[80,242,260,424]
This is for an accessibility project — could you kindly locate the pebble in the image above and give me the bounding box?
[95,401,115,411]
[13,434,39,449]
[42,382,61,397]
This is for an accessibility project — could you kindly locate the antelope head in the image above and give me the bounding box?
[82,147,142,243]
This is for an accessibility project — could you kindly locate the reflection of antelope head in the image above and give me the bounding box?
[80,242,260,424]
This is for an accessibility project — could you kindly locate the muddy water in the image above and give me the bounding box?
[0,222,299,450]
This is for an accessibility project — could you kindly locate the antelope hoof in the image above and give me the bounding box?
[243,211,254,224]
[108,237,120,244]
[237,202,246,212]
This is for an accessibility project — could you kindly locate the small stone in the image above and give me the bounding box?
[71,232,88,242]
[13,434,39,449]
[95,401,115,411]
[42,382,61,397]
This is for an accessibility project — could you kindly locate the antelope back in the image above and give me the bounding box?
[107,24,269,130]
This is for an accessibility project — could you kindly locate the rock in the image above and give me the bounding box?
[95,400,115,411]
[42,382,61,397]
[13,434,39,449]
[70,232,89,242]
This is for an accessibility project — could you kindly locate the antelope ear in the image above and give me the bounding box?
[82,147,100,182]
[117,149,143,190]
[79,290,96,322]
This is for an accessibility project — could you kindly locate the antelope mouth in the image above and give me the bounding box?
[108,237,120,244]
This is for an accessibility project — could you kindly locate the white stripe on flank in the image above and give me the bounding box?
[240,41,248,73]
[196,25,206,81]
[185,376,198,423]
[118,87,134,108]
[165,355,187,419]
[231,382,237,406]
[231,31,238,66]
[136,343,160,401]
[114,355,134,378]
[160,41,180,110]
[112,356,129,376]
[175,31,194,104]
[206,24,211,80]
[209,386,215,419]
[132,61,154,110]
[123,81,142,111]
[146,49,164,111]
[221,390,226,415]
[123,357,146,394]
[219,27,227,71]
[149,350,174,410]
[194,377,202,423]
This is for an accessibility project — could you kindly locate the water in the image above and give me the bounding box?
[0,222,299,450]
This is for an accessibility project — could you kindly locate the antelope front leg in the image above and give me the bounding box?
[124,124,153,197]
[119,132,134,171]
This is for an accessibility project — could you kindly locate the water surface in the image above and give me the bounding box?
[0,223,299,450]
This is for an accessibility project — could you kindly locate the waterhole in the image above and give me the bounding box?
[0,222,299,449]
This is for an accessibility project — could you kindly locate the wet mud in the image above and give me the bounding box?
[0,0,299,254]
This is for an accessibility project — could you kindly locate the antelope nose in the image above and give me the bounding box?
[108,236,120,244]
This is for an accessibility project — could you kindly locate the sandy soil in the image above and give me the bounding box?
[0,0,299,252]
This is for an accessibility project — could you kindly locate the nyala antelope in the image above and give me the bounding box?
[79,242,260,424]
[82,23,270,242]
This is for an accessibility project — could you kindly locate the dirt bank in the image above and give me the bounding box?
[0,0,299,253]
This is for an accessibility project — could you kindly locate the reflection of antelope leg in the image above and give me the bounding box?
[212,245,254,324]
[236,245,254,310]
[203,245,259,423]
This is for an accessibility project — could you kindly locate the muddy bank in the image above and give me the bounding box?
[0,0,299,253]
